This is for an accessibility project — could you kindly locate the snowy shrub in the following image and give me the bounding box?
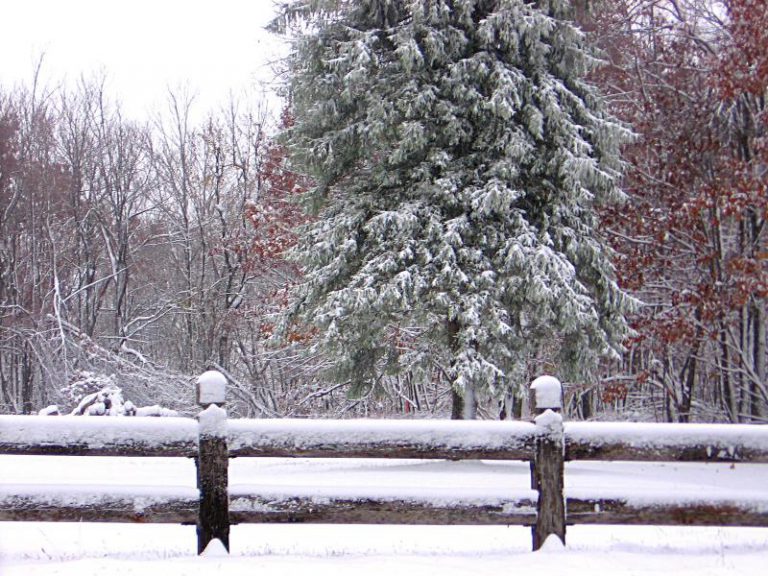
[70,386,131,416]
[61,370,178,417]
[61,371,117,406]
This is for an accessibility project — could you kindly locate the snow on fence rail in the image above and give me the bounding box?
[1,371,768,554]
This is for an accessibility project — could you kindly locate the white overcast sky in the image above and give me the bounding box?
[0,0,286,119]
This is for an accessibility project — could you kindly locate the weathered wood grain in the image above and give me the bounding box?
[197,433,230,553]
[0,494,198,523]
[532,434,566,549]
[565,440,768,463]
[567,497,768,527]
[229,494,537,525]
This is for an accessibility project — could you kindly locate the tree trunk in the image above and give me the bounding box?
[738,302,751,422]
[447,318,466,420]
[752,300,766,420]
[463,384,477,420]
[580,389,593,420]
[450,388,464,420]
[21,344,33,415]
[678,340,701,423]
[720,326,738,422]
[499,392,522,420]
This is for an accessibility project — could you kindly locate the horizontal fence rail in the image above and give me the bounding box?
[0,415,198,457]
[566,494,768,527]
[565,422,768,462]
[0,417,539,460]
[1,371,768,553]
[228,486,538,525]
[226,419,539,460]
[0,485,198,523]
[5,418,767,463]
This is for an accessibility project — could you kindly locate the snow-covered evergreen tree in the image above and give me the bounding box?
[274,0,635,418]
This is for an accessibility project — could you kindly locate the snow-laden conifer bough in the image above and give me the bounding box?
[272,0,637,419]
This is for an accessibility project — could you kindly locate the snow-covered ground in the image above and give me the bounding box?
[1,455,768,575]
[3,521,768,576]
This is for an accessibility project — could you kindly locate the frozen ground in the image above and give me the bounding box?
[1,455,767,575]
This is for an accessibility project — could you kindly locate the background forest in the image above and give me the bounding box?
[0,0,765,423]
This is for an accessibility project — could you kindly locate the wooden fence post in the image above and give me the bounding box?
[196,370,230,555]
[529,375,566,551]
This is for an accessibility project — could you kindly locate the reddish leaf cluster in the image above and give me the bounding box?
[717,0,768,99]
[244,109,309,265]
[581,1,768,420]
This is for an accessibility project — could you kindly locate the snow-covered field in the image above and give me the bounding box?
[1,455,768,575]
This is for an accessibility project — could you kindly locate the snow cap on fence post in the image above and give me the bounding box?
[197,370,227,407]
[530,375,562,414]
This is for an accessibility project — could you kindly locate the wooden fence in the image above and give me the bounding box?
[1,372,768,554]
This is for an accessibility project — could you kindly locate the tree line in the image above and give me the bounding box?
[0,73,317,416]
[1,0,766,423]
[584,0,767,423]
